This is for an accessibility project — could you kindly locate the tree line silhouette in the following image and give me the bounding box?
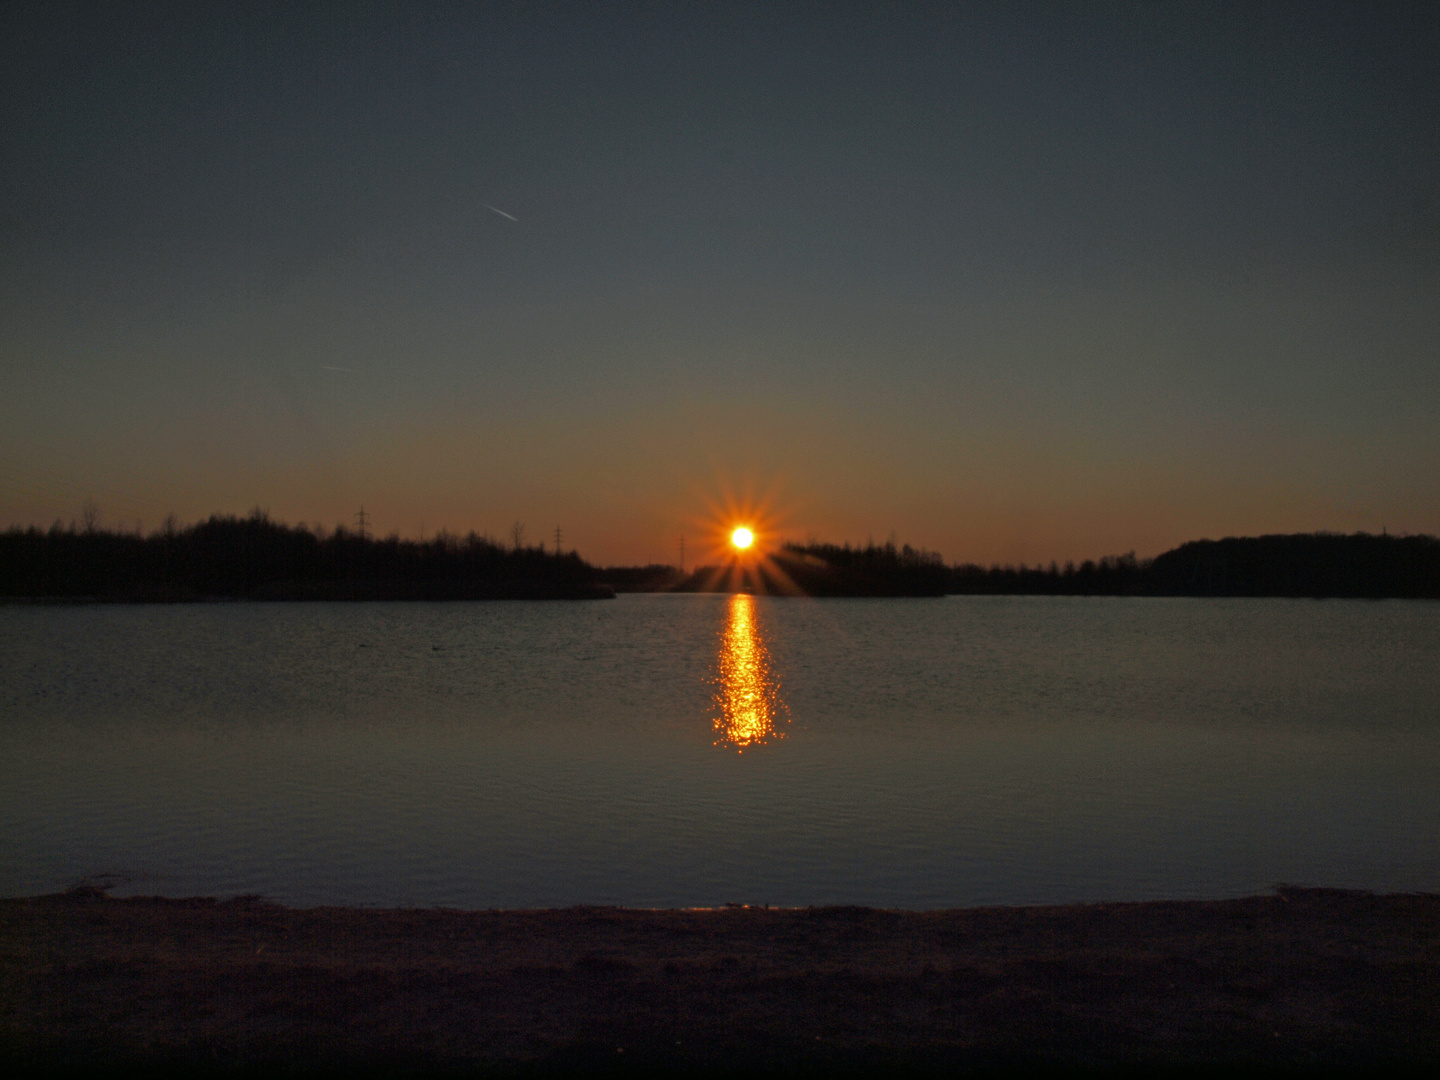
[622,534,1438,599]
[1146,532,1440,598]
[948,533,1440,599]
[773,541,949,596]
[3,513,1436,600]
[949,553,1148,595]
[0,511,611,600]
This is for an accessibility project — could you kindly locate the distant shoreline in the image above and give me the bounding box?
[5,520,1439,601]
[4,887,1436,1070]
[607,532,1440,599]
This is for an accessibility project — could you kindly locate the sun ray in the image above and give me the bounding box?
[670,476,815,594]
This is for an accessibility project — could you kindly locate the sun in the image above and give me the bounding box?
[686,481,787,568]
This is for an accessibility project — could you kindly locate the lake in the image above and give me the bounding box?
[3,594,1438,908]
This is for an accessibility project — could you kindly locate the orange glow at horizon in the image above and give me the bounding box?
[713,593,786,751]
[690,481,789,570]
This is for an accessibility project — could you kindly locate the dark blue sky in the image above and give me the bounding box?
[3,1,1437,564]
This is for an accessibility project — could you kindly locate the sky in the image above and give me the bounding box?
[2,1,1437,566]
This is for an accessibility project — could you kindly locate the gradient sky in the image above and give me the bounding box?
[3,1,1437,566]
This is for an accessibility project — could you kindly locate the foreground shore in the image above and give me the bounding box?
[3,888,1438,1073]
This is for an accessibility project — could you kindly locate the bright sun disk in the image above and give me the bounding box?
[731,527,754,549]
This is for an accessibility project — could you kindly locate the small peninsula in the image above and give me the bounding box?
[0,512,612,602]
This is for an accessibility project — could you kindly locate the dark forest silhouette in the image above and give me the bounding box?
[3,513,1437,600]
[611,533,1439,599]
[0,511,611,601]
[776,541,948,596]
[948,533,1440,599]
[1147,532,1440,598]
[948,553,1149,596]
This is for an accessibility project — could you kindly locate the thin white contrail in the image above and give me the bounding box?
[484,204,519,221]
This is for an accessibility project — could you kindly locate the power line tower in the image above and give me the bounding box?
[354,506,370,540]
[554,525,563,556]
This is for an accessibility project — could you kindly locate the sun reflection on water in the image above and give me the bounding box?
[713,593,787,751]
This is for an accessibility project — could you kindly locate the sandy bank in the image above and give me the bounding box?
[3,887,1438,1072]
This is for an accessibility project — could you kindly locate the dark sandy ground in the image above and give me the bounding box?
[3,887,1438,1074]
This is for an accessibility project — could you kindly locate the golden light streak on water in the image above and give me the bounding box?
[713,593,787,750]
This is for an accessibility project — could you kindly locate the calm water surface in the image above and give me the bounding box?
[3,594,1439,908]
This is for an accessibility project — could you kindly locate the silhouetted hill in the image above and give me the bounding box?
[0,513,613,601]
[1147,532,1440,598]
[949,533,1440,599]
